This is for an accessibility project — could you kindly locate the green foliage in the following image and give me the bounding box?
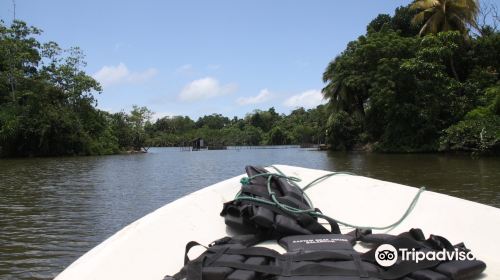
[411,0,480,37]
[391,5,422,36]
[241,125,264,145]
[128,106,152,150]
[367,6,421,36]
[367,14,392,33]
[0,21,149,157]
[290,125,314,144]
[196,113,230,129]
[151,116,194,134]
[146,106,327,147]
[0,21,102,156]
[267,126,289,145]
[3,7,499,157]
[322,4,500,154]
[441,115,500,154]
[441,84,500,153]
[245,107,281,132]
[326,111,362,150]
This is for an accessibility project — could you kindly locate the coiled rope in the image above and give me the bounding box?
[234,165,425,231]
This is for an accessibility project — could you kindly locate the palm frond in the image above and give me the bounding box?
[412,11,426,25]
[428,12,444,34]
[411,0,440,10]
[413,0,479,36]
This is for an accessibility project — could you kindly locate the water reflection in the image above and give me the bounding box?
[0,148,499,279]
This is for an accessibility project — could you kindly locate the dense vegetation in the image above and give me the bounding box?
[0,20,327,156]
[0,21,152,157]
[322,2,500,154]
[1,0,499,157]
[145,107,328,147]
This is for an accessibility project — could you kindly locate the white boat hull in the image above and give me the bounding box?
[55,165,500,279]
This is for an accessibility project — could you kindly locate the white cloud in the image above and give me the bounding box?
[237,89,272,105]
[93,63,157,87]
[178,77,237,102]
[284,89,326,109]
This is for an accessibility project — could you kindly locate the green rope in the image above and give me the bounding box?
[266,165,315,207]
[234,165,426,231]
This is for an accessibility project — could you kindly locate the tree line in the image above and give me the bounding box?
[145,107,328,147]
[322,1,499,154]
[144,0,500,154]
[0,21,154,156]
[0,20,327,156]
[1,0,499,157]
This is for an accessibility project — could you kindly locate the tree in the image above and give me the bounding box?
[367,14,392,33]
[291,125,314,144]
[128,106,152,151]
[412,0,481,80]
[411,0,481,80]
[268,126,289,145]
[0,21,42,103]
[196,113,230,129]
[411,0,480,37]
[0,20,111,157]
[322,29,417,125]
[242,125,263,145]
[367,6,422,37]
[326,111,362,150]
[320,4,497,153]
[441,84,500,154]
[152,116,194,134]
[109,112,133,150]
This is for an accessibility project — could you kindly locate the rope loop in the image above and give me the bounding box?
[234,165,426,231]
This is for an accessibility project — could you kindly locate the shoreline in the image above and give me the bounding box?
[0,145,498,159]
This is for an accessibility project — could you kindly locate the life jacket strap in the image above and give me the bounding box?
[166,229,486,280]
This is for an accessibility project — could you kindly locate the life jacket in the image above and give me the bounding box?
[165,229,486,280]
[220,166,341,241]
[165,166,486,280]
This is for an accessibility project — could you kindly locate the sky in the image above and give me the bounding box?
[0,0,409,120]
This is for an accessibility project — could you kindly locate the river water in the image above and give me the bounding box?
[1,147,499,279]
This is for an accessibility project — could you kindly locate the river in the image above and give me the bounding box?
[1,147,499,279]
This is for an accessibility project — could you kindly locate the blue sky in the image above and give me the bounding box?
[1,0,409,120]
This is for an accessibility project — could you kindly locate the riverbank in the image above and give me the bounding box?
[3,143,500,159]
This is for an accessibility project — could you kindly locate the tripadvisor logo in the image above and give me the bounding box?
[374,244,476,267]
[375,244,398,267]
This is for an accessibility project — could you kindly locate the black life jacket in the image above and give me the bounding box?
[165,229,486,280]
[165,166,486,280]
[220,166,341,241]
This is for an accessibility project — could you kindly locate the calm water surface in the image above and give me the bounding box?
[1,148,499,279]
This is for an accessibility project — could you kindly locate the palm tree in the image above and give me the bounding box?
[411,0,480,36]
[322,62,365,120]
[411,0,480,80]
